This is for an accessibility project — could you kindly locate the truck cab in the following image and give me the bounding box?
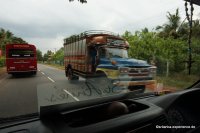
[94,39,156,92]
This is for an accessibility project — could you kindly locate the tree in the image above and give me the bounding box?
[156,8,181,38]
[52,47,64,60]
[52,47,64,65]
[12,37,27,44]
[0,28,27,56]
[122,28,188,76]
[192,19,200,39]
[36,49,43,61]
[0,29,13,55]
[43,53,49,62]
[43,50,54,62]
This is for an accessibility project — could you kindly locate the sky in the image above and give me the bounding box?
[0,0,200,54]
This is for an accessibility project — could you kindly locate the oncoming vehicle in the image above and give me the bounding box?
[5,44,37,75]
[64,30,156,91]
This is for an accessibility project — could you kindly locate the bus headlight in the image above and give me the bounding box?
[119,67,129,73]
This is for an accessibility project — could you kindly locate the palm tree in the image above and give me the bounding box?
[156,8,181,38]
[192,19,200,39]
[177,19,200,40]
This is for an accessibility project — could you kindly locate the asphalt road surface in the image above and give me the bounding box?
[0,64,127,119]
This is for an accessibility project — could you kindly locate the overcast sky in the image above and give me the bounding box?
[0,0,200,54]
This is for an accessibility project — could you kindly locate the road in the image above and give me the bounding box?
[0,64,126,118]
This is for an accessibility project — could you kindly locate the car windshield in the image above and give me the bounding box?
[0,0,199,120]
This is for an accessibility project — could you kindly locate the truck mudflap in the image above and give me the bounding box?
[113,80,156,87]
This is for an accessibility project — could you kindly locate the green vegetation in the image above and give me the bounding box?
[156,74,199,90]
[0,66,5,75]
[0,28,27,67]
[36,49,43,61]
[42,48,64,65]
[0,28,27,57]
[122,8,200,89]
[123,8,200,76]
[40,62,64,70]
[0,56,5,67]
[51,47,64,65]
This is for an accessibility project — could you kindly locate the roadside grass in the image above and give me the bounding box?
[156,74,199,90]
[0,67,6,76]
[39,63,64,70]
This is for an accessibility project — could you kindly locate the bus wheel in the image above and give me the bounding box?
[32,71,37,75]
[11,73,16,77]
[67,68,73,80]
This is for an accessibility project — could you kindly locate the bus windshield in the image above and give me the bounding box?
[8,49,34,58]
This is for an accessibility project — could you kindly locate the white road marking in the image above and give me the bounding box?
[63,89,80,101]
[41,72,45,75]
[47,77,55,83]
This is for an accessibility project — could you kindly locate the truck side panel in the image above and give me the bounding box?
[64,39,89,75]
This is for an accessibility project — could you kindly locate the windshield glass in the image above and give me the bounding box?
[0,0,199,120]
[103,48,128,58]
[107,38,125,46]
[8,49,34,58]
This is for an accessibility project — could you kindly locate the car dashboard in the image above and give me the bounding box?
[0,88,200,133]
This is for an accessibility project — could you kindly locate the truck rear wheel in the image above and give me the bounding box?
[65,67,68,77]
[67,68,73,80]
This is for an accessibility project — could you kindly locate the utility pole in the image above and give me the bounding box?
[185,1,194,75]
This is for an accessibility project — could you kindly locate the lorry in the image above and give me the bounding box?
[64,30,156,92]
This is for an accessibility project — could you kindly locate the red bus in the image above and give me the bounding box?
[6,44,37,75]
